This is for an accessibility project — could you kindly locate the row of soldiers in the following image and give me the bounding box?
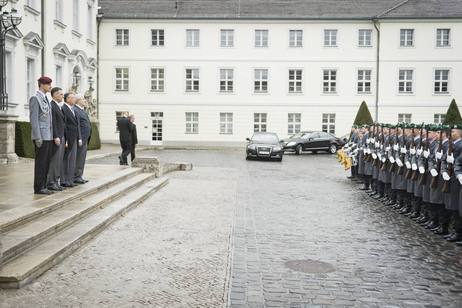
[342,123,462,246]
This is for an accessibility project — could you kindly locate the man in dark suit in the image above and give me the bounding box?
[46,87,66,191]
[61,93,82,187]
[29,76,54,195]
[74,97,92,184]
[117,112,132,165]
[129,114,138,162]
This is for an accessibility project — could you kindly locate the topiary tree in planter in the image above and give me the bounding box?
[353,101,374,126]
[88,122,102,150]
[15,121,35,158]
[443,99,462,126]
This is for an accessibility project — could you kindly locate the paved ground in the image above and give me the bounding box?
[2,149,462,307]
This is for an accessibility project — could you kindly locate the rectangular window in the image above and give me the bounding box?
[398,69,413,93]
[219,69,234,92]
[186,29,200,47]
[254,113,267,133]
[55,65,63,87]
[436,28,450,47]
[358,29,372,47]
[150,68,165,92]
[434,69,449,94]
[288,69,303,93]
[255,30,268,47]
[116,29,129,46]
[115,68,129,92]
[220,112,233,135]
[185,68,200,92]
[185,112,199,134]
[288,113,301,134]
[289,30,303,47]
[324,29,337,47]
[72,0,79,32]
[115,111,129,132]
[434,113,446,124]
[55,0,63,21]
[151,29,165,46]
[398,113,412,124]
[254,69,269,93]
[26,58,35,100]
[400,29,414,47]
[357,69,372,94]
[220,29,234,47]
[322,114,336,134]
[323,69,337,93]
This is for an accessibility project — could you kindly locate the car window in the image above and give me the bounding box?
[302,133,311,139]
[311,133,320,139]
[252,133,279,144]
[320,132,331,138]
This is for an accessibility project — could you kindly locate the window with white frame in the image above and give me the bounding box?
[434,114,446,124]
[116,29,129,46]
[323,69,337,93]
[357,69,372,94]
[322,113,336,134]
[400,29,414,47]
[150,68,165,92]
[288,113,301,134]
[219,69,234,92]
[55,65,63,87]
[398,113,412,123]
[115,68,129,92]
[55,0,63,21]
[220,112,233,134]
[436,28,450,47]
[398,69,413,93]
[186,29,200,47]
[434,69,449,94]
[288,69,302,93]
[87,4,93,39]
[185,68,200,92]
[255,30,268,47]
[220,29,234,47]
[151,29,165,46]
[254,69,268,93]
[254,113,267,132]
[324,29,337,47]
[26,58,35,101]
[185,112,199,134]
[72,0,79,32]
[358,29,372,47]
[289,30,303,47]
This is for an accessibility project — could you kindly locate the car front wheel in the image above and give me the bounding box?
[329,144,337,154]
[295,144,303,155]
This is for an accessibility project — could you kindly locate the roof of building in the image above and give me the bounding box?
[99,0,462,20]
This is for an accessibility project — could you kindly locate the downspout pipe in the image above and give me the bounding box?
[40,0,45,75]
[373,18,380,122]
[96,13,102,121]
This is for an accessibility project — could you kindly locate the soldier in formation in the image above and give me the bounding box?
[342,123,462,246]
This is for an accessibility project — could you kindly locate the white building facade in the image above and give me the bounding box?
[4,0,98,120]
[98,1,462,146]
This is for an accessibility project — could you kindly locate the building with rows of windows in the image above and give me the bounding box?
[3,0,98,120]
[98,0,462,146]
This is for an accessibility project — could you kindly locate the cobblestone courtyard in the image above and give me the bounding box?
[1,149,462,307]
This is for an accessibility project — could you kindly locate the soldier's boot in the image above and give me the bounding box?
[434,224,450,235]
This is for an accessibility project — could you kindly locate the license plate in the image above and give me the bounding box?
[259,151,270,155]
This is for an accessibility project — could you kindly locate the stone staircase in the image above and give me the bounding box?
[0,167,168,288]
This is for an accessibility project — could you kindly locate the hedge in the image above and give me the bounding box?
[15,121,101,158]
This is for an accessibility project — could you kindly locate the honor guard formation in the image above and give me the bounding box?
[339,123,462,246]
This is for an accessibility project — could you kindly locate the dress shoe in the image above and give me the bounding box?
[410,212,420,219]
[59,185,67,190]
[446,233,462,242]
[434,226,449,235]
[35,189,53,195]
[429,224,441,231]
[74,179,86,185]
[425,221,438,229]
[47,184,62,191]
[347,176,354,179]
[359,187,370,191]
[61,183,76,188]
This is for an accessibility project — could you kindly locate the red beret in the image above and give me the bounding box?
[37,76,52,84]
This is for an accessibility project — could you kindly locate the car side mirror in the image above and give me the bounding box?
[246,138,250,142]
[308,138,313,141]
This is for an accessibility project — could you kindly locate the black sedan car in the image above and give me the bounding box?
[281,131,346,155]
[246,132,284,161]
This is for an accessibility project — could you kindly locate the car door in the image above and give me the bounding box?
[303,132,318,150]
[318,132,332,149]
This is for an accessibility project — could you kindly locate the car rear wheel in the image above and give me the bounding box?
[329,144,337,154]
[245,155,250,160]
[295,144,303,155]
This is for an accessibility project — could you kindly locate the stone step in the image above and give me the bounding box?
[1,172,157,265]
[0,167,142,232]
[0,177,169,289]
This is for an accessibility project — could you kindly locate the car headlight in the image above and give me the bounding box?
[286,141,296,147]
[273,146,282,151]
[248,144,256,150]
